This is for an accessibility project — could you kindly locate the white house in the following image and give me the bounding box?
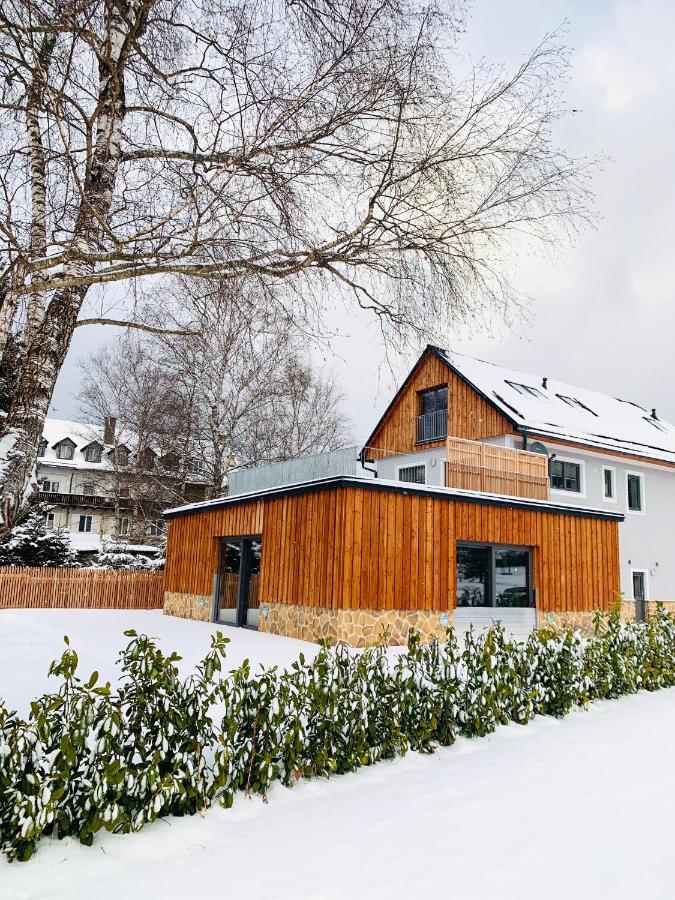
[36,417,207,555]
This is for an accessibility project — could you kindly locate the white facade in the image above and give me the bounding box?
[35,418,200,554]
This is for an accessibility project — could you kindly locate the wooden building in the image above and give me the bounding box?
[163,475,622,645]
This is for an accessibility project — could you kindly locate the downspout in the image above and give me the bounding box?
[521,427,528,452]
[359,448,378,477]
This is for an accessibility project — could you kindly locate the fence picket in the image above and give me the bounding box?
[0,567,164,610]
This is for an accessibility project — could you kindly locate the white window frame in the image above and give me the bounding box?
[45,512,55,529]
[119,516,130,536]
[396,462,427,485]
[626,470,646,515]
[630,568,649,602]
[549,455,586,499]
[40,479,59,493]
[78,515,93,533]
[602,466,616,503]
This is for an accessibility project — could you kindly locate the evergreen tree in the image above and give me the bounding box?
[0,504,79,567]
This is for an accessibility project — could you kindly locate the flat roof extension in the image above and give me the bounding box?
[164,475,624,522]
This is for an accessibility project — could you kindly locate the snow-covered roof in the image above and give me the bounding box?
[440,349,675,465]
[38,419,128,471]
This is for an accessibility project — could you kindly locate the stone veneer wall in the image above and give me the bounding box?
[258,603,452,647]
[164,591,212,622]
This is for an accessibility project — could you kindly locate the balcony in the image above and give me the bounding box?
[415,409,448,443]
[39,491,133,509]
[445,437,549,501]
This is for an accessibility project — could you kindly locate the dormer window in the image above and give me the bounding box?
[83,442,103,463]
[54,438,75,460]
[110,445,130,466]
[505,381,545,399]
[37,438,47,457]
[557,395,597,416]
[139,447,156,470]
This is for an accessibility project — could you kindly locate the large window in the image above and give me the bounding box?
[398,464,426,484]
[627,473,644,512]
[456,543,531,608]
[417,386,448,442]
[550,460,581,492]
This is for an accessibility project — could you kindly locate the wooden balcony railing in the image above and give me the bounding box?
[445,437,549,501]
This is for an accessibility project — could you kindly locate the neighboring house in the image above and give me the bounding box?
[37,417,207,556]
[161,345,666,646]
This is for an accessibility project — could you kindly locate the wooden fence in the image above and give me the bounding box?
[0,567,165,610]
[445,437,550,500]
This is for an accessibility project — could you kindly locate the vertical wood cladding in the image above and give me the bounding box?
[164,485,620,614]
[366,351,513,455]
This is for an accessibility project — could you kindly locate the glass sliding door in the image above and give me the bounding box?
[456,543,532,609]
[216,537,263,628]
[217,541,242,624]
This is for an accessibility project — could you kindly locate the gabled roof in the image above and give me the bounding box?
[440,348,675,465]
[363,346,675,466]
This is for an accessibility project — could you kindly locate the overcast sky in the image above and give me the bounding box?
[50,0,675,443]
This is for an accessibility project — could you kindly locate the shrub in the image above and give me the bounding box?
[2,609,675,862]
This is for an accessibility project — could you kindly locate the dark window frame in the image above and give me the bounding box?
[416,384,448,443]
[56,440,75,460]
[456,541,533,609]
[84,444,103,463]
[603,467,615,500]
[550,459,582,493]
[214,534,263,628]
[627,473,643,512]
[398,464,426,484]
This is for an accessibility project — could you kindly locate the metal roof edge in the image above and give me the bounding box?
[164,475,624,522]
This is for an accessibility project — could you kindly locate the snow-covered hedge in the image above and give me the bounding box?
[3,609,675,862]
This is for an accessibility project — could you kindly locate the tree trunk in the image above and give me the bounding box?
[0,285,88,527]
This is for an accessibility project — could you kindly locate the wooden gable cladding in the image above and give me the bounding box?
[366,350,512,457]
[164,482,620,615]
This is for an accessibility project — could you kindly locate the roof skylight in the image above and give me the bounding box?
[505,380,545,399]
[557,394,598,416]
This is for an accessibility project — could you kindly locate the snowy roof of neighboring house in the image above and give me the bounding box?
[36,418,207,478]
[66,530,104,552]
[38,419,128,471]
[437,348,675,465]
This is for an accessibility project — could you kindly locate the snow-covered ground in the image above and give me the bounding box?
[3,610,675,900]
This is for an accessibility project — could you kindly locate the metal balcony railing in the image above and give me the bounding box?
[415,409,448,443]
[39,491,133,509]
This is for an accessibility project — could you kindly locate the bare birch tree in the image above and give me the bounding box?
[80,279,350,500]
[0,0,594,527]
